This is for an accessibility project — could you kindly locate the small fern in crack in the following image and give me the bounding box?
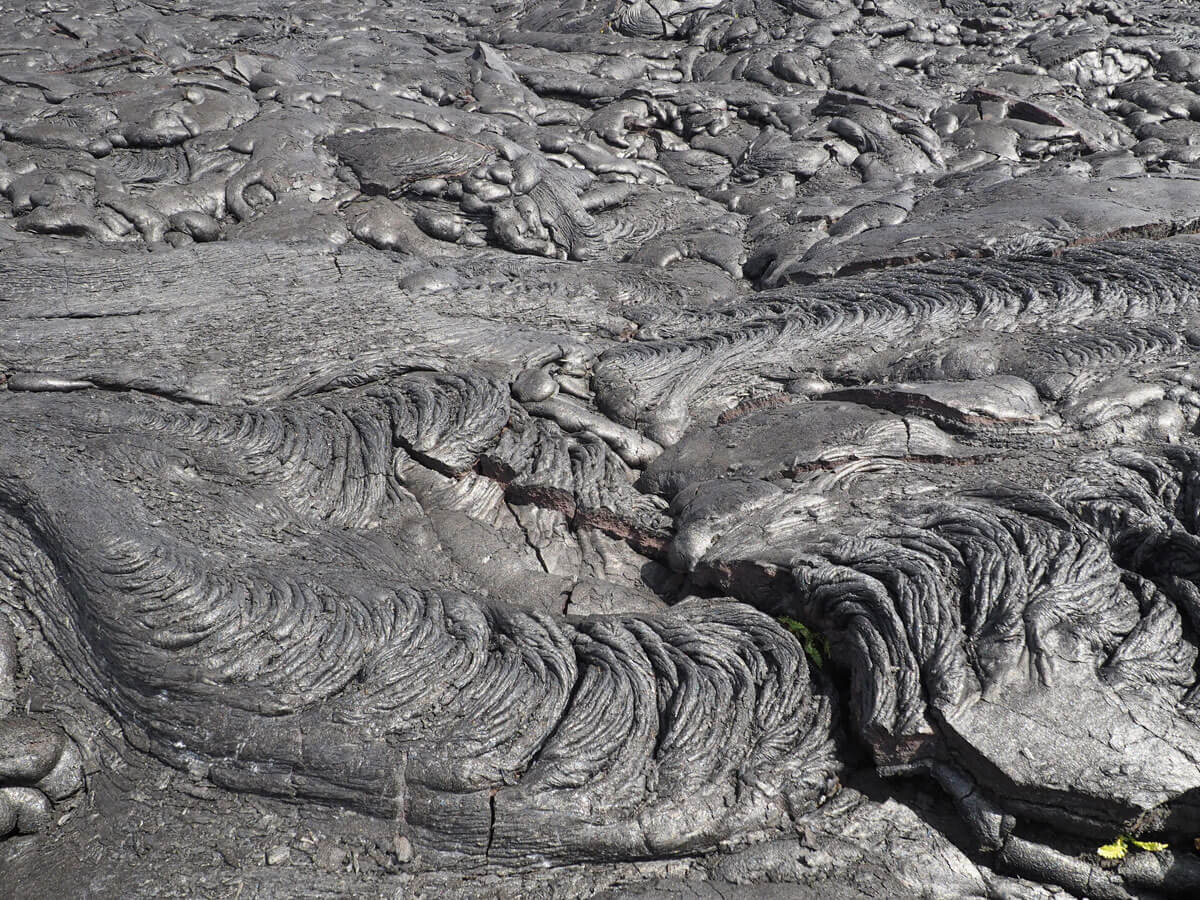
[1097,835,1168,860]
[777,616,831,669]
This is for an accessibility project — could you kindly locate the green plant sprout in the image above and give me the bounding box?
[1096,835,1168,860]
[777,616,831,669]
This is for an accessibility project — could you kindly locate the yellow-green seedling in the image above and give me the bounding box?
[1097,836,1168,860]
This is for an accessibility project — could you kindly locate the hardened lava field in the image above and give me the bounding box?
[5,1,1200,897]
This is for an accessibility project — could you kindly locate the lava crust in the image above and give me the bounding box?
[5,1,1200,898]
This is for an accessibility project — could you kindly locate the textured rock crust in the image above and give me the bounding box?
[5,0,1200,897]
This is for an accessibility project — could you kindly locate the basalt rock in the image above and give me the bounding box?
[5,1,1200,898]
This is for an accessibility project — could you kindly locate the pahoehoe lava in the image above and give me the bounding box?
[6,0,1200,897]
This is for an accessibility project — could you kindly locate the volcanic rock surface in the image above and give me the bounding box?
[5,0,1200,897]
